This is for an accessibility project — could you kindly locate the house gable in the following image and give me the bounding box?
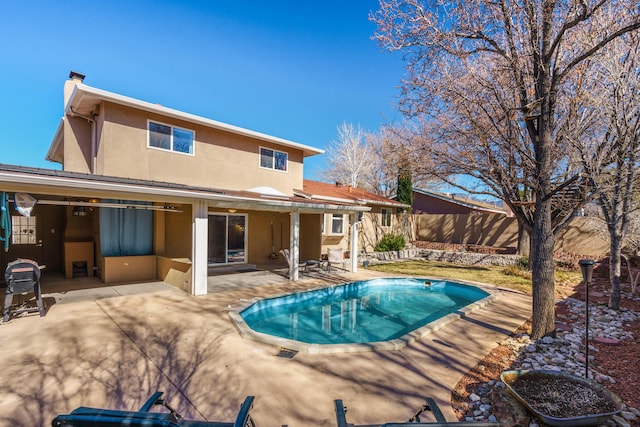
[50,74,322,196]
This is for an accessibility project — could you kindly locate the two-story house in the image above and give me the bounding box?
[0,72,369,295]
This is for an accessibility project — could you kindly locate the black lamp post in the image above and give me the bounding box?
[579,259,595,379]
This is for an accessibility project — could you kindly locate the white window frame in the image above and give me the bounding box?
[259,146,288,172]
[328,213,344,235]
[381,208,393,228]
[207,213,248,265]
[11,215,37,244]
[147,120,195,156]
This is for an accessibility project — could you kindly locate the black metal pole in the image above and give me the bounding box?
[585,275,589,379]
[579,259,595,379]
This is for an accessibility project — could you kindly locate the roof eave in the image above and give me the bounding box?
[66,83,324,158]
[45,119,65,164]
[0,167,367,214]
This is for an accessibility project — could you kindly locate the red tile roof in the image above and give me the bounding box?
[301,180,407,208]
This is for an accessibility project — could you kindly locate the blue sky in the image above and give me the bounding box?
[0,0,405,180]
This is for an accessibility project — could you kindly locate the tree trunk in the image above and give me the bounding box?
[517,222,530,258]
[530,198,557,339]
[609,233,623,310]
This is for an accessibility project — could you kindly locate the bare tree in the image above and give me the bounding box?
[324,121,435,197]
[588,211,640,295]
[322,122,373,189]
[364,125,405,197]
[622,212,640,294]
[372,0,640,338]
[366,123,435,197]
[577,34,640,308]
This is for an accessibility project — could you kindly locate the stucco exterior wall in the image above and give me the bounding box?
[160,208,319,268]
[163,205,193,258]
[72,102,305,195]
[239,210,284,266]
[300,214,322,261]
[63,115,92,173]
[321,213,348,254]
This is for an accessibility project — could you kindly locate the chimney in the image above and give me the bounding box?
[64,70,85,109]
[69,71,85,82]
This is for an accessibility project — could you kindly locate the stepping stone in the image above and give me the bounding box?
[555,323,572,332]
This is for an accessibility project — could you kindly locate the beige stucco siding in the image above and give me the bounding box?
[163,205,193,258]
[83,103,304,194]
[63,115,92,173]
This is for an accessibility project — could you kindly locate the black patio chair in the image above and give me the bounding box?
[52,392,256,427]
[3,258,45,322]
[334,398,499,427]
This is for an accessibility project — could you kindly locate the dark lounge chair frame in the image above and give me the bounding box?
[334,398,500,427]
[52,392,255,427]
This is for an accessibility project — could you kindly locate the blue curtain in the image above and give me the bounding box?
[99,200,153,256]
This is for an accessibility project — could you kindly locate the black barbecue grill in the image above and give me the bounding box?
[3,258,45,322]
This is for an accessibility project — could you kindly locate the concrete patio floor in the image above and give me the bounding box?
[0,269,531,427]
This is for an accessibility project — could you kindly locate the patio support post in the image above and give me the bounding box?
[349,213,359,273]
[290,210,300,281]
[192,200,208,295]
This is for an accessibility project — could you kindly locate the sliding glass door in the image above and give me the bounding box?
[208,214,246,264]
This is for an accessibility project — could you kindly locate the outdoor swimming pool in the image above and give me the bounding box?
[229,277,495,353]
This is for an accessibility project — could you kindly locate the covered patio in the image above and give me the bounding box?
[0,164,368,297]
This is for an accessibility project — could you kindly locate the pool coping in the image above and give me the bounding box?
[228,277,499,354]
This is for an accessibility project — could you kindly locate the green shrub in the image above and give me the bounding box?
[516,256,529,269]
[375,234,406,252]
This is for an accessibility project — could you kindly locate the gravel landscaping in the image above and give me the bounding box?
[452,283,640,427]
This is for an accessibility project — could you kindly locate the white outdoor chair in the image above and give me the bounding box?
[327,248,347,273]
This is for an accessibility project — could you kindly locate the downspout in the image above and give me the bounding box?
[91,112,97,174]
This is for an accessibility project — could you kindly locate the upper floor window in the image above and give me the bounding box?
[148,121,194,155]
[381,208,392,227]
[260,147,288,172]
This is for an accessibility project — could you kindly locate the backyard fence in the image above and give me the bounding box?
[413,214,609,258]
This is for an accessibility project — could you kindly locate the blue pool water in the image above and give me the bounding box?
[239,277,489,345]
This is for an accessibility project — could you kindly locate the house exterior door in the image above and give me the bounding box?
[208,214,247,264]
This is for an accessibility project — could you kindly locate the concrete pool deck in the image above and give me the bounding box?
[0,269,531,426]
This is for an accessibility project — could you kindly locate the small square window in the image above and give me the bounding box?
[331,214,344,234]
[148,121,194,155]
[259,147,288,172]
[381,208,392,227]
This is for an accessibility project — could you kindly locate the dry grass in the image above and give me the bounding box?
[367,259,581,294]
